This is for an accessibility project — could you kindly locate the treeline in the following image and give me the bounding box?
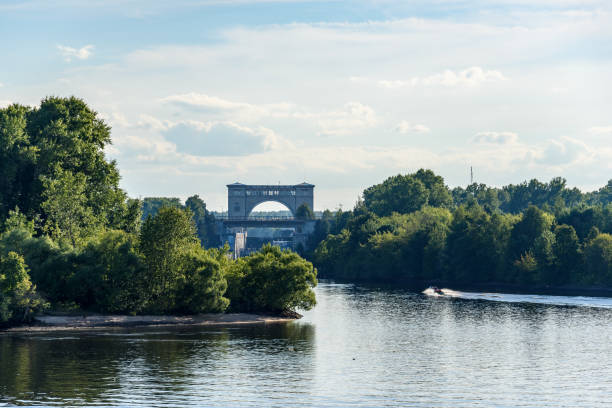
[452,178,611,214]
[0,97,316,326]
[311,170,612,288]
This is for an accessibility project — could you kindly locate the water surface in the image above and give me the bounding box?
[2,283,612,407]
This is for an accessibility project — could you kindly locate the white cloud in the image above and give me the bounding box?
[135,114,175,131]
[317,102,377,136]
[534,137,592,166]
[0,100,12,108]
[160,92,298,121]
[160,92,252,111]
[57,44,94,61]
[377,67,507,89]
[473,131,519,144]
[161,92,376,136]
[588,126,612,135]
[395,121,430,134]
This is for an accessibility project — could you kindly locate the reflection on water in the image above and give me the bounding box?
[1,283,612,407]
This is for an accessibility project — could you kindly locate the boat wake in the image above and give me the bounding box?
[422,287,612,309]
[422,287,461,297]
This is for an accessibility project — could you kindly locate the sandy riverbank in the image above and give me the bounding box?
[2,313,298,333]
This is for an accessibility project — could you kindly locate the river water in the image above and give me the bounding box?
[1,282,612,407]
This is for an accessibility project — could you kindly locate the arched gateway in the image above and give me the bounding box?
[227,182,314,219]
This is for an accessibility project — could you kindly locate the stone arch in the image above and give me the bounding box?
[246,199,295,217]
[227,183,314,219]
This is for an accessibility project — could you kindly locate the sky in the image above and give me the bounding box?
[1,0,611,211]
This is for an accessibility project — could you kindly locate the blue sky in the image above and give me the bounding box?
[1,0,611,210]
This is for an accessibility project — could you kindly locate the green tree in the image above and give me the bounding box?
[532,230,556,283]
[363,174,429,216]
[0,223,75,303]
[583,233,612,285]
[0,104,37,222]
[139,207,199,311]
[174,247,229,313]
[72,230,148,313]
[0,252,48,324]
[2,207,35,235]
[28,97,128,228]
[295,203,315,220]
[552,224,581,284]
[513,251,538,283]
[226,245,317,313]
[0,97,135,236]
[119,198,143,234]
[142,197,183,220]
[413,169,452,208]
[446,203,515,283]
[185,195,219,248]
[508,206,553,263]
[40,167,100,247]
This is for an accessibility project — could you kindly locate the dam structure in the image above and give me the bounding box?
[219,183,316,257]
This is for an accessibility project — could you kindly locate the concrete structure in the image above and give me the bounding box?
[227,183,314,219]
[220,182,317,256]
[233,230,247,259]
[218,219,316,255]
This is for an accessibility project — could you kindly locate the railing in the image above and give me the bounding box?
[216,215,321,221]
[217,216,297,221]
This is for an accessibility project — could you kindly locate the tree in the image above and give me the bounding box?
[226,245,317,313]
[532,230,556,283]
[508,206,553,262]
[0,104,36,222]
[589,180,612,206]
[446,203,515,283]
[0,223,75,303]
[2,207,35,236]
[413,169,452,208]
[583,233,612,285]
[40,167,100,247]
[72,230,148,313]
[295,203,315,220]
[139,207,199,311]
[174,247,229,313]
[0,97,135,237]
[552,224,580,284]
[185,195,219,248]
[0,252,47,324]
[142,197,183,220]
[363,174,429,216]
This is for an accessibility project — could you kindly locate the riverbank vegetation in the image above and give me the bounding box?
[0,97,317,326]
[311,170,612,288]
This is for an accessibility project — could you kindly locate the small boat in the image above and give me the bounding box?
[430,286,445,295]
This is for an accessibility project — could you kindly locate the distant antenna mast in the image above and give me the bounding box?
[470,166,474,185]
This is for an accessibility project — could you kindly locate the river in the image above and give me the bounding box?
[1,282,612,407]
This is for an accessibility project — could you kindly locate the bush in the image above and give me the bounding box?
[173,247,229,314]
[72,230,148,313]
[0,252,48,324]
[226,245,317,313]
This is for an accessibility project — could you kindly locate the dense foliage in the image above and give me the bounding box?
[312,171,612,288]
[0,251,48,325]
[225,244,317,313]
[143,195,220,248]
[295,203,315,220]
[0,98,317,325]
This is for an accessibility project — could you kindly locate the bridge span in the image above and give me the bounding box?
[219,183,317,257]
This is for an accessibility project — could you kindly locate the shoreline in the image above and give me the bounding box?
[1,313,298,333]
